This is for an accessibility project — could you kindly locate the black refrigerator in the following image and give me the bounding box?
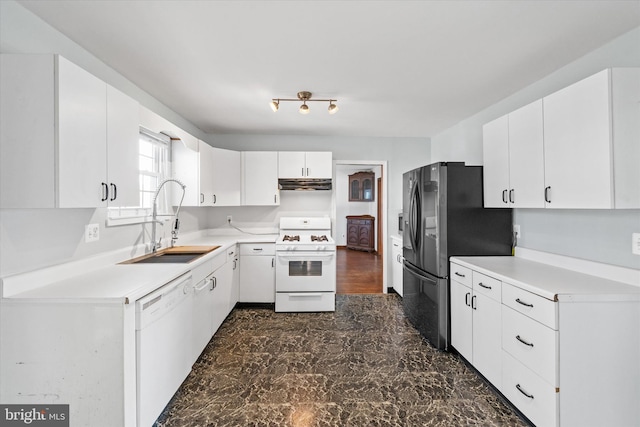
[402,162,512,351]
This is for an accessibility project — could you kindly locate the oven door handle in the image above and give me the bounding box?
[277,253,335,259]
[284,293,325,297]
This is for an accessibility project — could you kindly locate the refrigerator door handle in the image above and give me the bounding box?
[403,260,440,284]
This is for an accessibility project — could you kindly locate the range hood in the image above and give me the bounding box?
[278,178,332,191]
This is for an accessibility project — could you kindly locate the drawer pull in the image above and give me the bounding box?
[516,298,534,308]
[516,335,534,347]
[516,384,535,400]
[253,248,264,252]
[478,282,492,290]
[454,272,466,278]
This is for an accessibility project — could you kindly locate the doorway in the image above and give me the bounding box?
[332,160,388,294]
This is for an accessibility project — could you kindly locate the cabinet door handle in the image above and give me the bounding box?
[455,272,466,278]
[516,384,534,400]
[200,193,205,204]
[274,194,277,203]
[465,292,471,307]
[306,167,309,176]
[478,282,492,290]
[213,194,217,204]
[515,298,534,308]
[101,182,109,202]
[272,257,275,268]
[302,167,305,177]
[509,189,514,204]
[233,260,237,270]
[110,183,117,201]
[516,335,534,347]
[471,295,477,310]
[502,189,508,204]
[544,186,551,203]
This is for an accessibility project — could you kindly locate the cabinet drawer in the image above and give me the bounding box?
[240,243,275,256]
[450,263,472,287]
[275,292,335,312]
[502,351,558,427]
[472,272,502,303]
[191,252,226,284]
[502,305,558,385]
[502,282,557,329]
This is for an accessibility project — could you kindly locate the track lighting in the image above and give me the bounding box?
[269,91,338,114]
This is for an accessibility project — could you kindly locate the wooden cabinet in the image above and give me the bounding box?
[390,236,403,296]
[239,243,276,303]
[483,100,545,208]
[451,256,640,427]
[348,171,375,201]
[450,263,502,387]
[278,151,332,179]
[346,215,375,252]
[483,68,640,209]
[0,54,139,208]
[241,151,279,206]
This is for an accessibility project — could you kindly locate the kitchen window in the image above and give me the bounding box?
[107,128,170,224]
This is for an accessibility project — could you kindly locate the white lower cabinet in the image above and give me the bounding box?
[239,243,276,303]
[390,236,403,296]
[450,263,502,386]
[451,257,640,427]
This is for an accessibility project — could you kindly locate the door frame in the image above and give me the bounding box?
[332,159,388,293]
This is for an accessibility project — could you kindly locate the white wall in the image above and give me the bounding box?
[430,27,640,270]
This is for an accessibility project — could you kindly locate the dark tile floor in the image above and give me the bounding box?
[155,294,528,426]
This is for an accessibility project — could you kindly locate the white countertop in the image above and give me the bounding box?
[451,256,640,302]
[1,232,278,304]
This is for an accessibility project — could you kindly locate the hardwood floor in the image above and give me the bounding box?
[336,247,383,294]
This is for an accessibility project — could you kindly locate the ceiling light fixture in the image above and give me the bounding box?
[269,91,338,114]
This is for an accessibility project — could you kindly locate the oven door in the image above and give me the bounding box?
[276,251,336,292]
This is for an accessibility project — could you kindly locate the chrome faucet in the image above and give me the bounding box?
[151,178,187,252]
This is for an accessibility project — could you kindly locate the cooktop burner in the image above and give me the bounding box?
[282,235,300,242]
[311,235,329,242]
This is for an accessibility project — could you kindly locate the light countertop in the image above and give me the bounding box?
[1,232,278,304]
[451,256,640,302]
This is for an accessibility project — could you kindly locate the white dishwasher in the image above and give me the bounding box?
[136,272,193,427]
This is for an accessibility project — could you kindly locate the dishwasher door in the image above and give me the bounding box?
[136,273,192,427]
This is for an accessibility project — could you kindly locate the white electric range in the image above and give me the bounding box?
[275,217,336,312]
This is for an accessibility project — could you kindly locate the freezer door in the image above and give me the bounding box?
[402,260,448,351]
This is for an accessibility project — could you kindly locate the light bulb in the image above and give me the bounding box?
[270,100,279,112]
[299,103,310,114]
[328,102,338,114]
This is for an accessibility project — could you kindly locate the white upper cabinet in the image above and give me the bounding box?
[544,68,639,209]
[211,147,241,206]
[173,141,242,207]
[483,100,545,208]
[106,85,140,207]
[483,68,639,209]
[0,54,139,208]
[507,100,545,208]
[482,115,510,207]
[242,151,279,206]
[172,139,212,207]
[278,151,332,179]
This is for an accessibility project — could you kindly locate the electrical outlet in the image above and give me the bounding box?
[227,215,232,224]
[632,233,640,255]
[85,223,99,243]
[513,224,521,239]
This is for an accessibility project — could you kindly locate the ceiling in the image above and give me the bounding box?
[17,0,640,138]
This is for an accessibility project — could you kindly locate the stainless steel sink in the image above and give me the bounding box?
[121,245,220,264]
